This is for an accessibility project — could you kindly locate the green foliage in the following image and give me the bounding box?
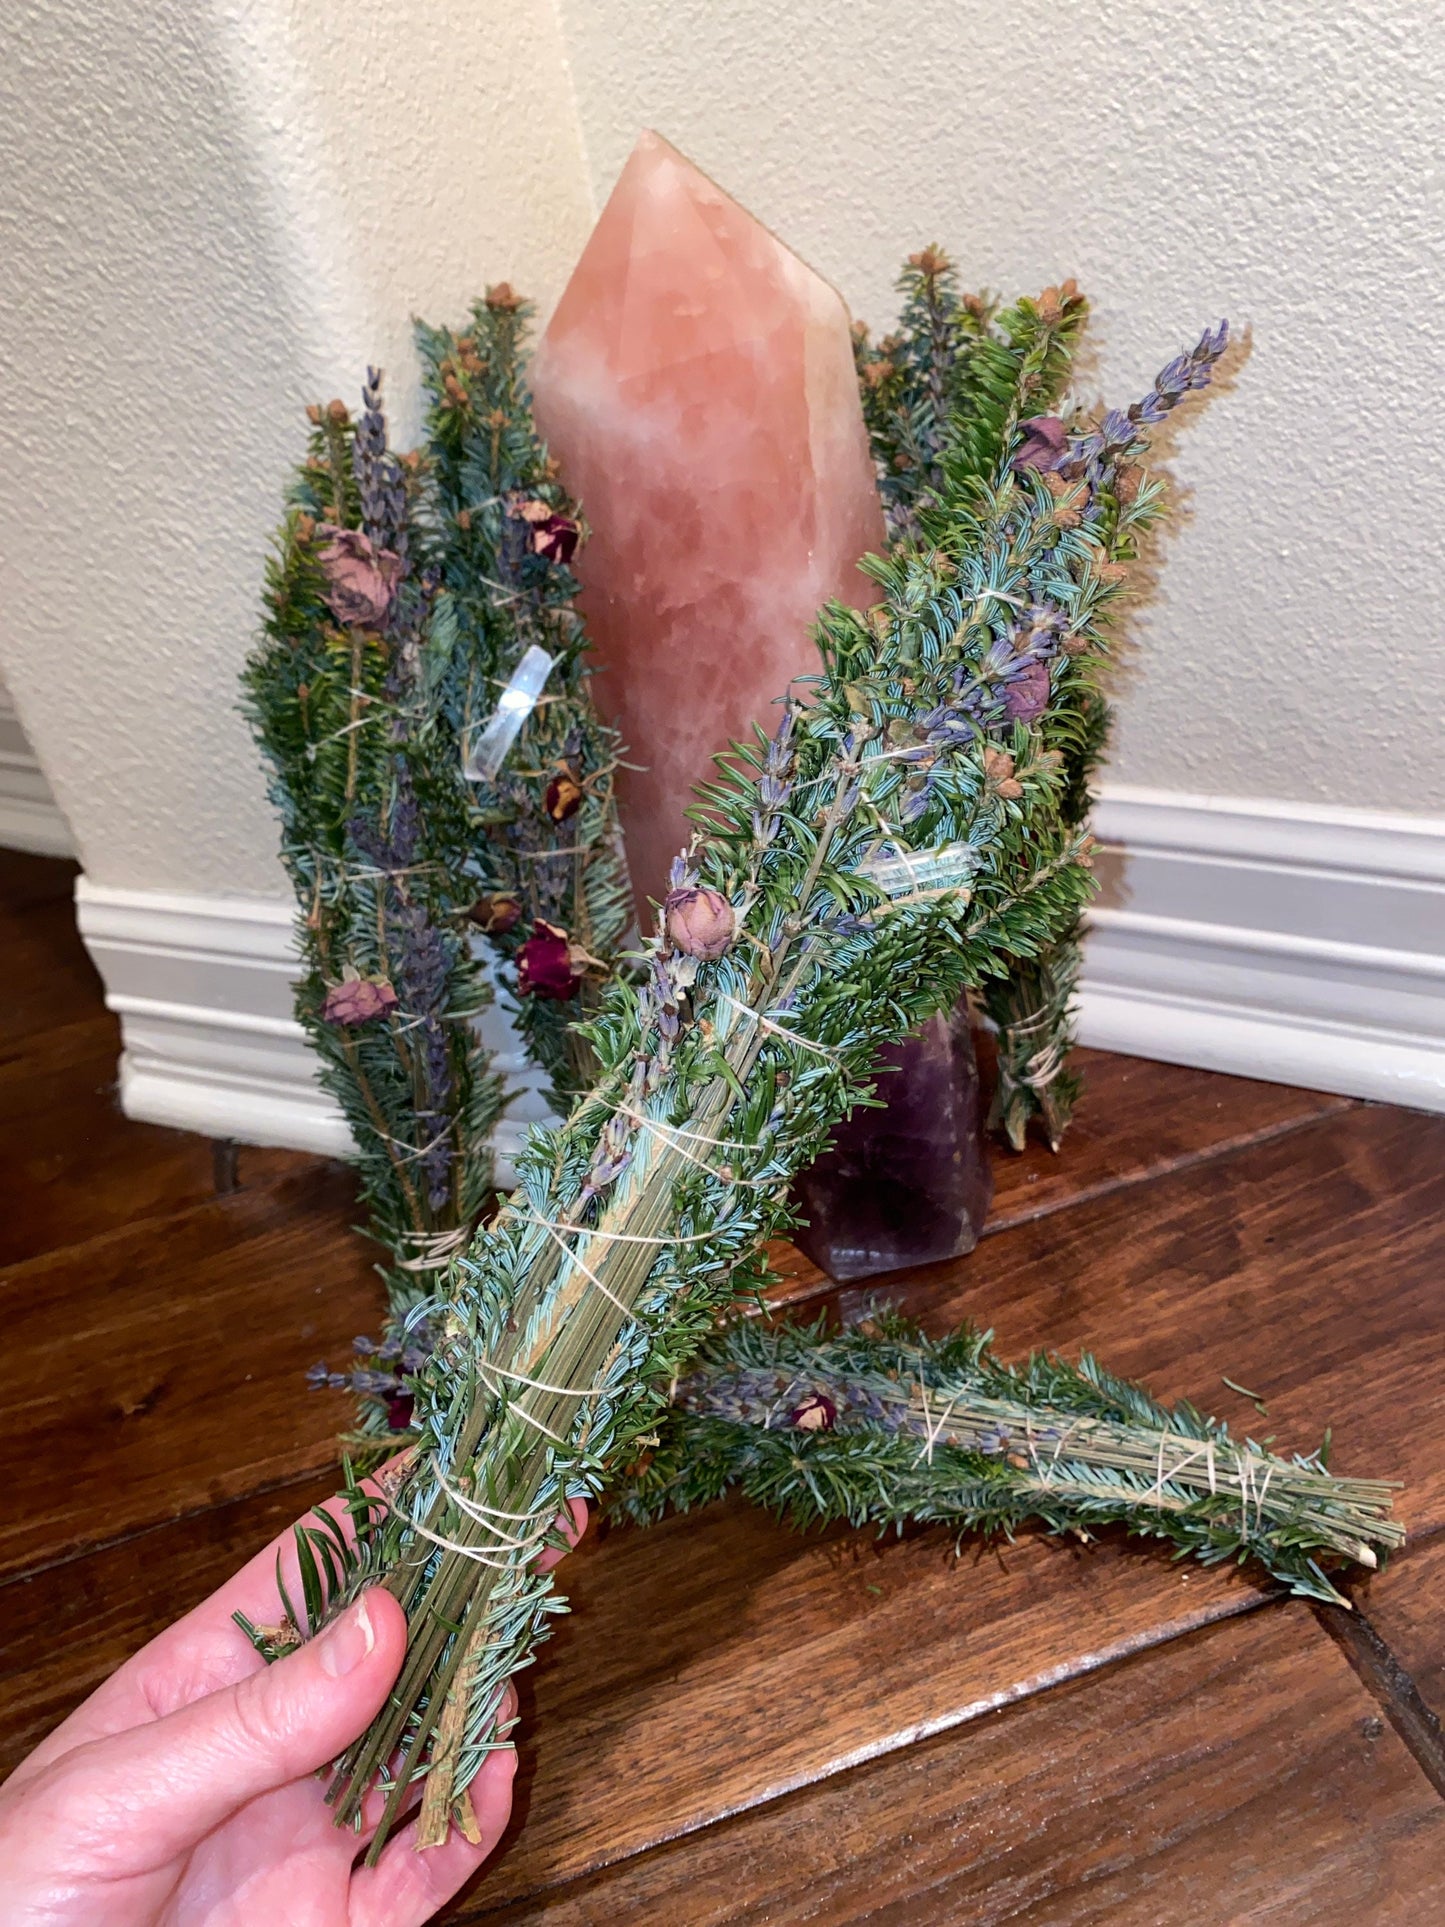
[857,254,1102,1149]
[266,311,1226,1856]
[241,395,505,1300]
[413,290,632,1111]
[617,1312,1401,1608]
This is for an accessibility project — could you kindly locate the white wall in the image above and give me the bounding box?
[3,0,1442,1128]
[0,0,593,894]
[558,0,1445,813]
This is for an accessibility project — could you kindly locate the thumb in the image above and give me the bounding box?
[45,1590,407,1866]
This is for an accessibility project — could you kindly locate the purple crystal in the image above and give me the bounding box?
[791,998,992,1282]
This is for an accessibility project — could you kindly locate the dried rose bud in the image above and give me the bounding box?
[443,374,466,403]
[305,402,323,426]
[664,886,736,960]
[326,398,349,425]
[513,497,554,525]
[456,508,471,532]
[293,512,315,544]
[1115,463,1144,505]
[545,768,584,822]
[1004,658,1051,723]
[531,514,579,565]
[1096,560,1130,584]
[517,920,580,1000]
[314,525,402,629]
[321,975,399,1026]
[456,335,476,354]
[467,893,523,936]
[485,281,522,311]
[1012,415,1068,473]
[982,747,1024,800]
[789,1393,837,1432]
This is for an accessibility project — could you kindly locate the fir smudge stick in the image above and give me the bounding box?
[623,1313,1402,1607]
[251,319,1230,1857]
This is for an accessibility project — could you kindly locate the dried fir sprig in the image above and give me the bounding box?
[415,286,633,1112]
[617,1311,1402,1609]
[243,379,507,1304]
[247,317,1227,1858]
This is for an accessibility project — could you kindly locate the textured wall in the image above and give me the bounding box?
[558,0,1445,811]
[0,0,593,892]
[3,0,1442,904]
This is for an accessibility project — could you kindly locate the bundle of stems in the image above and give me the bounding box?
[241,307,1231,1856]
[619,1311,1402,1607]
[415,287,633,1111]
[856,254,1101,1148]
[247,302,635,1325]
[243,375,506,1306]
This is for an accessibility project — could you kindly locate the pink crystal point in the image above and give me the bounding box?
[532,130,886,912]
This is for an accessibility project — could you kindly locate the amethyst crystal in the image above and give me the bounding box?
[790,997,992,1282]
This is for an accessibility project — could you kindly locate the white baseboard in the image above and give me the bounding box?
[71,785,1445,1172]
[1080,786,1445,1113]
[0,691,73,857]
[73,880,555,1183]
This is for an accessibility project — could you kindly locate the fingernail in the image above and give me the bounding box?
[318,1595,375,1678]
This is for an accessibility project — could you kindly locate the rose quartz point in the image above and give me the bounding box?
[532,130,885,911]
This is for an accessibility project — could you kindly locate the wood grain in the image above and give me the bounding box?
[0,1474,337,1773]
[766,1047,1350,1307]
[0,1166,381,1577]
[1348,1533,1445,1747]
[0,1014,313,1265]
[799,1102,1445,1522]
[451,1493,1274,1909]
[468,1605,1445,1926]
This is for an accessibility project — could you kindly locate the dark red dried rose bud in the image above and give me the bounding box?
[1012,415,1068,474]
[387,1392,415,1432]
[531,513,580,565]
[663,886,735,960]
[517,920,580,1000]
[789,1393,837,1432]
[545,768,584,822]
[1003,658,1051,723]
[468,892,523,936]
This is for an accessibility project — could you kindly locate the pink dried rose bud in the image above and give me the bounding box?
[663,886,736,960]
[315,525,403,629]
[1011,416,1068,474]
[517,920,580,1000]
[789,1393,838,1432]
[1003,657,1051,723]
[321,975,399,1026]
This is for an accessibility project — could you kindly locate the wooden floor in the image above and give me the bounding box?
[3,844,1445,1923]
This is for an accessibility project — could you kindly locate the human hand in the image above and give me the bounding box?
[0,1483,586,1926]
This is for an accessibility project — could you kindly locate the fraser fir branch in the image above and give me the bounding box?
[414,288,633,1113]
[242,377,507,1306]
[252,318,1228,1858]
[618,1312,1402,1608]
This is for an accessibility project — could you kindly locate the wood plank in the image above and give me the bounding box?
[468,1604,1445,1926]
[0,848,79,913]
[795,1102,1445,1522]
[0,1474,337,1775]
[0,1166,381,1577]
[766,1048,1351,1306]
[0,1013,316,1264]
[1,894,106,1044]
[1351,1532,1445,1741]
[449,1496,1275,1908]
